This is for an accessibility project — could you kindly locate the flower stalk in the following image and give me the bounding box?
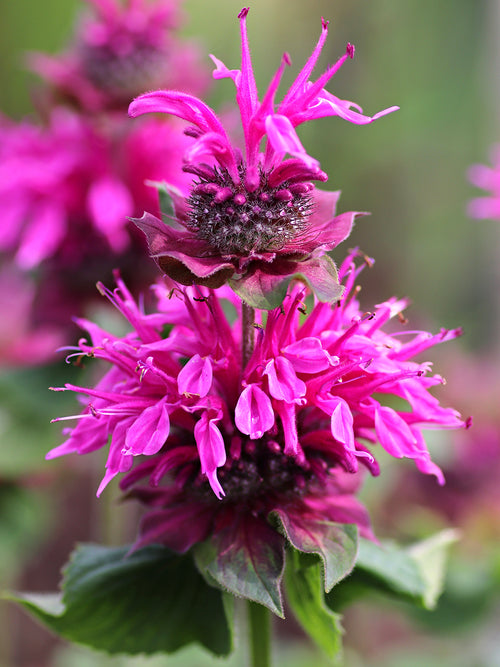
[241,301,256,368]
[248,600,272,667]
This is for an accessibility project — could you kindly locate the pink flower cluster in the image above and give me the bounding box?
[129,9,398,308]
[0,109,192,269]
[49,250,467,550]
[30,0,208,112]
[0,0,207,338]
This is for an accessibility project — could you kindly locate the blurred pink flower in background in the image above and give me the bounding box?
[467,144,500,220]
[0,0,210,341]
[0,264,64,367]
[29,0,209,113]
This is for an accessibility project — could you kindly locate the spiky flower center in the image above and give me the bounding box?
[186,167,313,255]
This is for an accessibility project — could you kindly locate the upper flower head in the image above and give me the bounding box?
[29,0,208,112]
[467,144,500,220]
[128,9,399,308]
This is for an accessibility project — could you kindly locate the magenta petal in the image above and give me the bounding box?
[194,412,226,498]
[329,396,355,450]
[265,114,319,169]
[264,356,306,402]
[374,406,422,459]
[276,401,300,456]
[129,90,224,135]
[135,504,213,553]
[282,337,338,373]
[124,398,170,456]
[177,354,213,397]
[87,176,133,252]
[235,384,275,439]
[16,203,66,269]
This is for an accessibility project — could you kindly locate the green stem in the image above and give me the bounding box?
[247,600,272,667]
[241,302,255,368]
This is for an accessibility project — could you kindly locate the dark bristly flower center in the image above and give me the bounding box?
[186,166,313,255]
[187,431,334,506]
[80,43,167,97]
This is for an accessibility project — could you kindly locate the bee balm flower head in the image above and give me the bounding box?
[48,250,467,562]
[129,8,399,309]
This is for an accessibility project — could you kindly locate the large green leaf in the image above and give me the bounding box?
[285,550,344,661]
[194,516,286,617]
[326,531,458,611]
[272,511,358,591]
[6,543,233,656]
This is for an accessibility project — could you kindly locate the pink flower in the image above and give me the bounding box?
[0,263,64,367]
[0,109,192,301]
[48,249,467,557]
[467,144,500,220]
[129,9,398,309]
[29,0,209,113]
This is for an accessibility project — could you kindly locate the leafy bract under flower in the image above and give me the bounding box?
[49,250,467,565]
[129,9,398,308]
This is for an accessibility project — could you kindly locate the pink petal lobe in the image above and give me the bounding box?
[235,384,275,439]
[177,354,213,397]
[87,176,132,252]
[374,406,422,459]
[194,412,226,498]
[282,337,338,373]
[264,356,306,402]
[265,114,319,170]
[124,398,170,456]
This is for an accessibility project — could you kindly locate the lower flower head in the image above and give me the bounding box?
[49,249,468,553]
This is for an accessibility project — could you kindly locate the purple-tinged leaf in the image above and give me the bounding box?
[273,509,358,591]
[194,515,286,617]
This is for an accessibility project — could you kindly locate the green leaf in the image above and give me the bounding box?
[272,511,358,592]
[6,543,233,656]
[406,528,460,609]
[229,272,293,310]
[294,255,344,303]
[327,531,458,611]
[194,516,285,617]
[285,550,344,660]
[145,180,179,225]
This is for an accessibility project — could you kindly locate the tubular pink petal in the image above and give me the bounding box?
[282,337,338,373]
[124,398,170,456]
[374,406,422,459]
[265,114,320,170]
[194,412,226,498]
[177,354,213,397]
[281,16,329,107]
[235,384,274,439]
[264,356,306,403]
[329,397,355,451]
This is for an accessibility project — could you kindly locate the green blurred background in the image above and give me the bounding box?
[1,1,500,666]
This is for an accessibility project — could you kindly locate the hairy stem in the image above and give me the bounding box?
[241,301,255,368]
[247,600,272,667]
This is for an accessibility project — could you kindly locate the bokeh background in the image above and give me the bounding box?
[1,1,499,665]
